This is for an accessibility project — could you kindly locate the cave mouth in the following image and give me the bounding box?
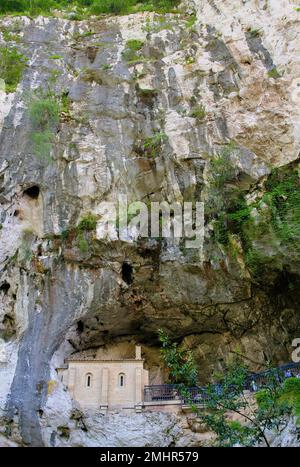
[122,262,134,285]
[270,269,300,309]
[23,185,40,199]
[0,282,10,294]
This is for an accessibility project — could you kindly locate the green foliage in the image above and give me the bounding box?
[126,39,144,51]
[60,91,72,116]
[0,0,180,17]
[1,27,21,42]
[90,0,132,15]
[142,16,174,33]
[280,378,300,423]
[195,361,291,447]
[185,14,196,29]
[28,87,73,159]
[31,130,55,160]
[135,0,180,13]
[101,63,112,70]
[206,143,243,246]
[143,131,167,158]
[48,54,63,59]
[78,236,89,254]
[122,39,145,64]
[248,28,261,38]
[28,94,60,129]
[262,168,300,244]
[267,67,281,79]
[190,104,205,120]
[257,377,300,424]
[209,147,300,278]
[28,89,61,160]
[283,377,300,393]
[215,164,300,277]
[0,46,27,93]
[210,143,237,189]
[77,213,98,231]
[158,329,198,387]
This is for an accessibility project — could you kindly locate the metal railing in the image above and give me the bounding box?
[144,384,181,402]
[144,361,300,404]
[143,385,208,404]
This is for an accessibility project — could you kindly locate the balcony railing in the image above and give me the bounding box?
[144,361,300,404]
[143,384,208,404]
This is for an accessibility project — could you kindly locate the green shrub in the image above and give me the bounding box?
[28,89,61,160]
[248,28,261,38]
[48,54,63,60]
[77,213,98,231]
[0,0,181,17]
[186,14,196,29]
[263,169,300,244]
[210,144,237,189]
[78,236,89,254]
[190,104,206,120]
[126,39,144,51]
[267,67,281,79]
[143,131,167,158]
[1,28,21,42]
[283,377,300,393]
[29,95,60,130]
[90,0,132,15]
[32,130,55,160]
[136,0,180,13]
[122,39,145,64]
[0,46,27,93]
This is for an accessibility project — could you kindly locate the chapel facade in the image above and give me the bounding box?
[58,345,149,411]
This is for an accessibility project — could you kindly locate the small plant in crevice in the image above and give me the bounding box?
[267,67,281,79]
[210,159,300,278]
[142,16,175,33]
[77,213,98,232]
[190,104,206,121]
[185,56,196,65]
[101,63,112,71]
[185,14,196,29]
[27,88,60,161]
[142,131,167,158]
[76,213,98,255]
[19,228,35,263]
[122,39,145,65]
[1,27,21,43]
[0,46,27,93]
[248,27,262,38]
[77,235,89,254]
[27,86,73,160]
[48,54,63,60]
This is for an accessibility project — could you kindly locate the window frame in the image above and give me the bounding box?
[118,372,125,388]
[85,373,93,389]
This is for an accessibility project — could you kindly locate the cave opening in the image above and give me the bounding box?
[77,320,84,333]
[0,282,10,294]
[270,269,300,309]
[23,185,40,199]
[122,262,134,285]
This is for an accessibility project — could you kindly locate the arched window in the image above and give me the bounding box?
[118,373,125,388]
[86,373,93,388]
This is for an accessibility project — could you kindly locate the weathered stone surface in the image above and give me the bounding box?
[0,1,299,446]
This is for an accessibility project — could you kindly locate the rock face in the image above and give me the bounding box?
[0,1,299,446]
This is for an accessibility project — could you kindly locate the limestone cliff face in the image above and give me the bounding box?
[0,1,300,446]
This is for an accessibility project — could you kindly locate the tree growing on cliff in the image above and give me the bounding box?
[158,329,198,387]
[158,332,293,447]
[193,361,292,447]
